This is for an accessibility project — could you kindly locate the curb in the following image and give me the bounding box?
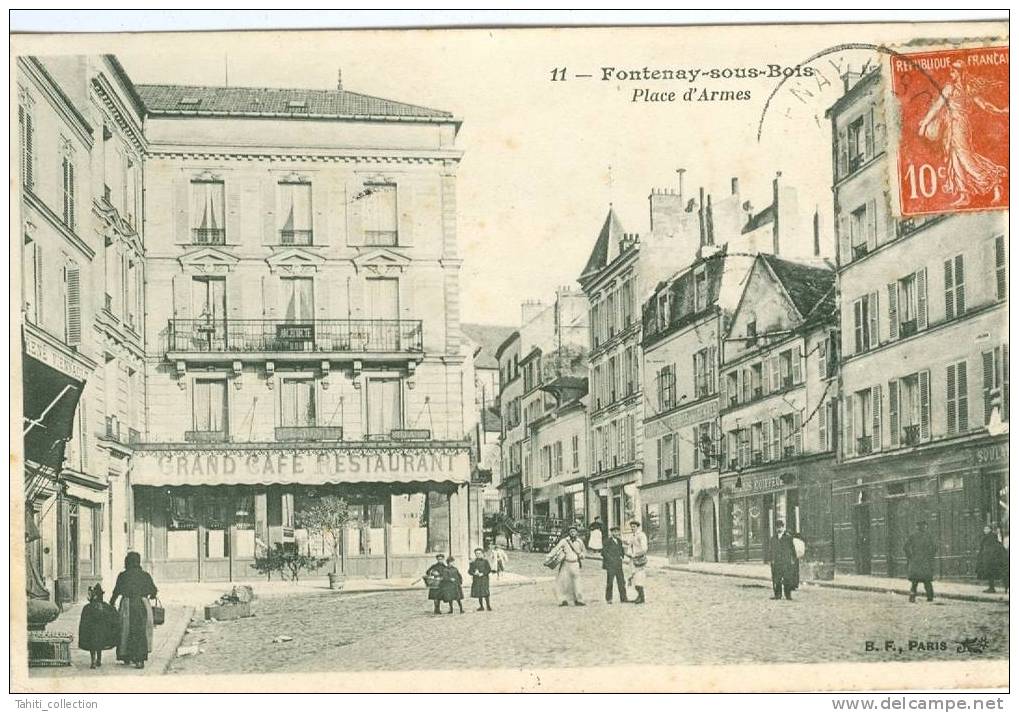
[156,606,195,675]
[664,566,1009,604]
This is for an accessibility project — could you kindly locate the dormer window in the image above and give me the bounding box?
[179,97,202,107]
[287,99,307,110]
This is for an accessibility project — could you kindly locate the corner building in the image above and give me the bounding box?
[128,83,473,581]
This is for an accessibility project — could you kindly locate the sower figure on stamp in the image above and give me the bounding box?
[904,520,936,602]
[769,520,799,601]
[602,525,628,603]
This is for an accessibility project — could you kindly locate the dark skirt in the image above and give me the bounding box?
[439,581,463,602]
[470,575,490,598]
[117,597,153,663]
[78,602,120,651]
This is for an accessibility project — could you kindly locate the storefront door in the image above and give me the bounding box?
[699,497,717,562]
[852,498,871,575]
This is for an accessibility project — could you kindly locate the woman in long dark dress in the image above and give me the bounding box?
[441,556,465,614]
[976,524,1008,593]
[109,552,158,668]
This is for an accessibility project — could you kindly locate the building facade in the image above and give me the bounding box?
[717,253,837,564]
[829,70,1008,578]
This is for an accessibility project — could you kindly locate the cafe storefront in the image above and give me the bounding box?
[640,478,690,561]
[129,442,474,582]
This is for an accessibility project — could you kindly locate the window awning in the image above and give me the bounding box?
[22,354,84,472]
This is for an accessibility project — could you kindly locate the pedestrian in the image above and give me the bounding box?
[109,551,158,669]
[602,525,628,603]
[769,519,799,601]
[77,584,119,669]
[904,520,936,602]
[587,515,605,554]
[976,524,1008,593]
[492,542,508,578]
[423,553,448,615]
[626,520,649,604]
[549,525,587,606]
[468,547,493,611]
[442,556,465,614]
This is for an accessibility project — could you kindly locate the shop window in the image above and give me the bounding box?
[644,503,661,550]
[730,500,746,549]
[204,496,231,560]
[234,494,256,559]
[167,493,198,560]
[939,474,964,492]
[747,500,764,546]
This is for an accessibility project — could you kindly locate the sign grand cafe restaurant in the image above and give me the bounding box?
[128,440,474,581]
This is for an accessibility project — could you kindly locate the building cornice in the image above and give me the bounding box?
[23,189,96,261]
[18,57,94,150]
[90,71,146,153]
[143,145,463,165]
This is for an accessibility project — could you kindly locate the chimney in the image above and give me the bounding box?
[841,68,863,93]
[521,299,545,327]
[337,68,344,91]
[648,188,685,236]
[813,207,821,257]
[698,186,706,246]
[772,172,782,255]
[731,177,739,196]
[705,194,715,246]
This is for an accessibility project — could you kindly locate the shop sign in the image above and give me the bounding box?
[24,331,91,382]
[725,472,792,494]
[645,400,718,439]
[973,443,1007,465]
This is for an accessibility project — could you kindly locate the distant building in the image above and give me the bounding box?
[828,70,1008,578]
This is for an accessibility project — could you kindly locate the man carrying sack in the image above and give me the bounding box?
[547,525,587,606]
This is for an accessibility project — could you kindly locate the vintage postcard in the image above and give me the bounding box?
[10,18,1009,694]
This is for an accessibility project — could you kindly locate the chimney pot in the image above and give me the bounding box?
[731,177,739,195]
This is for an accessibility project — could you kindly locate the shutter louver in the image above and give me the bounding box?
[763,419,772,461]
[792,345,803,384]
[866,199,877,252]
[946,363,957,434]
[837,129,848,179]
[64,263,81,346]
[958,361,969,432]
[692,426,700,470]
[793,411,803,455]
[888,380,899,447]
[845,396,855,457]
[174,177,190,244]
[865,108,875,159]
[226,182,241,244]
[916,268,928,331]
[983,350,994,423]
[397,182,414,247]
[919,370,931,442]
[887,282,899,340]
[954,254,965,316]
[838,214,851,266]
[944,258,955,320]
[346,179,364,246]
[871,385,882,451]
[818,399,828,451]
[867,292,879,348]
[262,177,276,245]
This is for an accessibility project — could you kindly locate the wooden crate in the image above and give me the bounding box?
[204,602,251,621]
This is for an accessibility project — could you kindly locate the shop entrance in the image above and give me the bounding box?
[698,497,717,562]
[852,495,871,575]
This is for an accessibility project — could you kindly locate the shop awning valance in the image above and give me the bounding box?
[130,447,471,488]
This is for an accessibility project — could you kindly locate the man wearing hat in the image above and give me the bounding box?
[549,524,587,606]
[602,525,628,603]
[769,519,800,600]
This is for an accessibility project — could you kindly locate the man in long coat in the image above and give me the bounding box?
[602,525,628,603]
[770,519,800,601]
[904,520,936,602]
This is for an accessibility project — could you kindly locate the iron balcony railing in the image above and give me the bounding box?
[167,318,424,354]
[192,228,226,245]
[903,424,922,446]
[279,229,313,246]
[857,435,873,455]
[275,426,343,442]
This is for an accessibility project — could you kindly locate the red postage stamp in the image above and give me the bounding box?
[888,45,1009,217]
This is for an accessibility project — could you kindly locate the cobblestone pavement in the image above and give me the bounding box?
[168,554,1008,675]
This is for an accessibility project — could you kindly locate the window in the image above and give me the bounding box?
[888,372,929,448]
[23,237,41,324]
[694,268,708,311]
[61,156,76,230]
[943,254,965,320]
[994,236,1006,300]
[571,434,580,470]
[126,259,139,329]
[693,421,718,470]
[658,291,672,329]
[279,181,313,245]
[19,103,34,188]
[853,293,879,353]
[366,378,403,436]
[281,377,316,427]
[839,108,877,178]
[63,261,81,347]
[693,347,716,398]
[725,371,739,407]
[888,269,927,340]
[750,422,764,464]
[554,441,563,475]
[853,388,873,454]
[192,276,226,322]
[363,183,398,246]
[737,428,750,469]
[777,347,802,389]
[750,363,763,399]
[745,320,757,346]
[657,433,677,480]
[193,378,228,433]
[192,180,226,244]
[946,361,969,435]
[780,412,803,458]
[657,364,677,411]
[982,346,1009,424]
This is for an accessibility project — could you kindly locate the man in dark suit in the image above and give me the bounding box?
[602,525,628,603]
[770,519,800,601]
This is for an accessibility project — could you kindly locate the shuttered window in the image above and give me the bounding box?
[64,262,81,346]
[994,236,1007,301]
[946,361,969,435]
[19,104,34,189]
[62,157,76,230]
[983,346,1009,424]
[943,254,965,320]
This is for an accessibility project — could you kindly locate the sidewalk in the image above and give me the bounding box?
[28,601,194,678]
[666,560,1010,603]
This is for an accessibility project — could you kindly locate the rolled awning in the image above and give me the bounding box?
[22,354,84,471]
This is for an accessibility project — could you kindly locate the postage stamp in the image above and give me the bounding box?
[887,45,1009,216]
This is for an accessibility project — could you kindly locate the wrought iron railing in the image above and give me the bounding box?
[852,243,869,260]
[279,229,313,246]
[167,318,424,354]
[899,319,918,338]
[192,228,226,245]
[903,424,921,446]
[857,435,873,455]
[275,426,343,442]
[105,415,120,441]
[185,430,228,444]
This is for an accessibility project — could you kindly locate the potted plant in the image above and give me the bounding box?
[295,495,353,590]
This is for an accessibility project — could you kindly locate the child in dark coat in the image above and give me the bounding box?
[441,556,465,614]
[468,548,493,611]
[78,584,120,668]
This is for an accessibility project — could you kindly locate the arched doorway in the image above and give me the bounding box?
[698,496,718,562]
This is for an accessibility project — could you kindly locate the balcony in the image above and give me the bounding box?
[185,430,228,444]
[192,228,226,245]
[280,229,313,246]
[899,319,918,338]
[167,318,424,360]
[364,230,398,247]
[903,424,921,446]
[275,426,343,442]
[752,387,763,400]
[852,243,869,260]
[857,435,873,455]
[783,445,795,458]
[105,415,121,442]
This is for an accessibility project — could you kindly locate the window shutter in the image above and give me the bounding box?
[865,108,876,159]
[837,128,848,179]
[64,263,81,346]
[919,370,931,442]
[816,339,826,379]
[946,363,958,434]
[838,213,851,266]
[792,345,803,384]
[719,369,728,407]
[982,349,994,423]
[883,190,896,244]
[954,254,965,316]
[68,162,76,228]
[845,396,855,456]
[853,299,863,354]
[174,176,190,243]
[656,437,662,479]
[672,436,678,477]
[25,111,34,188]
[887,282,899,341]
[818,399,828,451]
[226,183,241,244]
[1002,344,1009,420]
[18,106,25,186]
[763,419,772,461]
[866,199,877,252]
[994,236,1006,300]
[790,412,801,455]
[943,258,955,320]
[867,291,879,348]
[771,416,781,460]
[708,346,717,394]
[346,179,364,247]
[762,359,771,394]
[871,385,882,451]
[691,426,700,470]
[262,177,277,245]
[770,356,780,393]
[916,268,928,330]
[397,182,415,247]
[957,361,969,432]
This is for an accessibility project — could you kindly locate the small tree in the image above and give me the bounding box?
[295,495,353,574]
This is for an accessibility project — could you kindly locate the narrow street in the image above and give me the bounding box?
[167,554,1008,675]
